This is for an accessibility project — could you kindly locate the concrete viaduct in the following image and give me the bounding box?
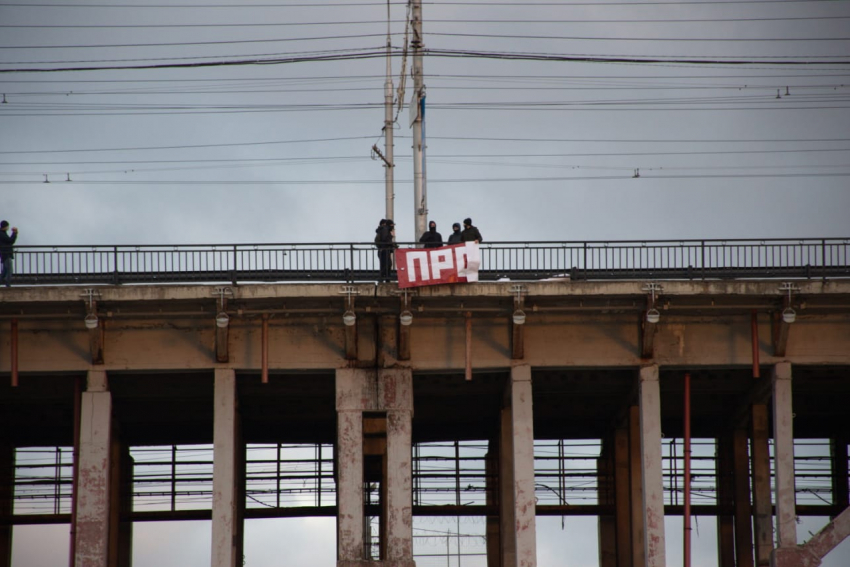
[1,239,849,567]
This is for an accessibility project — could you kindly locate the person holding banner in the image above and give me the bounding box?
[460,218,483,244]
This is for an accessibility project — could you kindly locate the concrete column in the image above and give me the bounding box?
[614,427,633,567]
[638,364,666,567]
[75,370,112,567]
[499,403,517,567]
[733,428,755,567]
[500,365,537,567]
[0,444,12,567]
[772,363,797,548]
[751,403,774,566]
[382,368,414,564]
[715,434,736,567]
[385,410,413,561]
[629,405,645,567]
[211,369,242,567]
[597,437,617,567]
[485,440,501,567]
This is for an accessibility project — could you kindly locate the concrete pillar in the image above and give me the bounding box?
[638,364,666,567]
[629,405,645,567]
[335,367,415,567]
[733,428,755,567]
[831,436,849,516]
[0,444,12,567]
[75,369,112,567]
[485,440,501,567]
[500,365,537,567]
[715,434,736,567]
[108,436,133,567]
[211,369,243,567]
[597,437,617,567]
[751,403,774,566]
[614,426,633,567]
[772,363,797,548]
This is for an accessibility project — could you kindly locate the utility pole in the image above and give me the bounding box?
[383,0,395,222]
[410,0,427,241]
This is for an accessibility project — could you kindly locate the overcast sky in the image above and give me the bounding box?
[2,0,850,565]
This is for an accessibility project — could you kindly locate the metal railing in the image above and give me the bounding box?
[7,238,849,286]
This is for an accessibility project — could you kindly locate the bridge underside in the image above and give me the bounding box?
[1,280,850,567]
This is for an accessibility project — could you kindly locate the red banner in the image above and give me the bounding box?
[395,242,481,289]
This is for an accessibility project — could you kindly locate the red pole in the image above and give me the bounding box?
[10,319,18,387]
[465,313,472,381]
[751,310,760,379]
[261,314,269,384]
[683,372,692,567]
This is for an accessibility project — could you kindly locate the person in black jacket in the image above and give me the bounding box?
[447,222,462,245]
[0,220,18,287]
[376,219,395,281]
[460,218,483,244]
[419,221,443,249]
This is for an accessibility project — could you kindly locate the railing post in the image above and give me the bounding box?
[348,244,355,283]
[701,240,706,280]
[112,246,119,285]
[582,241,587,280]
[822,238,827,282]
[231,245,238,286]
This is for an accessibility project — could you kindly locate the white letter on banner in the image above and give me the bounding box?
[457,242,480,282]
[406,251,430,282]
[430,249,455,280]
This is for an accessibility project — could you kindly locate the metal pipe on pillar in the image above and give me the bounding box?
[683,372,692,567]
[10,319,18,387]
[465,312,472,381]
[261,314,269,384]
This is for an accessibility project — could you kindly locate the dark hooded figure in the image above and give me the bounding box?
[447,222,462,245]
[460,217,483,244]
[419,220,443,249]
[376,219,396,281]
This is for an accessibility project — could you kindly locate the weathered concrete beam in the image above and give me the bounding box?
[773,309,791,358]
[770,506,850,567]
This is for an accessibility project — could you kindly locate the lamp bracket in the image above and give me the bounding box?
[80,289,101,312]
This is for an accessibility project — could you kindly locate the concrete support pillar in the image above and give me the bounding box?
[752,403,774,566]
[211,369,243,567]
[614,426,633,567]
[715,433,736,567]
[75,370,112,567]
[772,363,797,549]
[831,437,849,517]
[0,444,12,567]
[108,436,133,567]
[335,368,415,567]
[733,428,755,567]
[385,408,413,561]
[500,365,537,567]
[597,437,617,567]
[485,440,501,567]
[638,364,666,567]
[629,406,645,567]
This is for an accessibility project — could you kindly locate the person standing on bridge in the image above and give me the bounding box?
[419,220,443,249]
[460,218,483,244]
[376,219,396,282]
[0,220,19,287]
[447,222,462,245]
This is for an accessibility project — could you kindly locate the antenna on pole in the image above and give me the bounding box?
[410,0,427,242]
[383,0,395,222]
